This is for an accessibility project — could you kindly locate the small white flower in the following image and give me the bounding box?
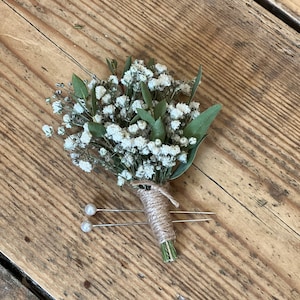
[179,83,191,95]
[176,103,191,114]
[170,120,181,130]
[99,147,108,156]
[106,124,122,135]
[158,73,172,87]
[121,137,133,150]
[155,63,168,74]
[131,100,144,112]
[63,114,71,123]
[73,103,85,114]
[64,134,79,150]
[161,144,171,155]
[128,124,139,134]
[178,152,187,163]
[102,104,115,115]
[120,170,132,180]
[121,71,133,86]
[121,153,134,167]
[87,78,97,90]
[57,126,65,135]
[80,131,92,145]
[52,100,63,114]
[42,125,53,137]
[169,107,183,119]
[120,107,127,118]
[70,153,79,166]
[160,156,176,167]
[45,97,51,104]
[95,86,106,99]
[92,114,102,123]
[189,137,197,145]
[147,141,160,155]
[137,120,147,130]
[133,136,147,150]
[102,93,111,104]
[191,110,200,119]
[148,78,159,91]
[106,124,124,142]
[154,139,162,147]
[136,163,155,179]
[170,145,181,156]
[108,75,119,85]
[117,176,125,186]
[116,95,128,108]
[179,137,189,147]
[189,101,200,110]
[78,160,93,172]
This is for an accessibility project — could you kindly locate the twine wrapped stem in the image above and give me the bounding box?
[132,181,179,262]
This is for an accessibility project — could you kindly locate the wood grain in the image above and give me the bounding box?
[0,0,299,299]
[273,0,300,19]
[0,264,38,300]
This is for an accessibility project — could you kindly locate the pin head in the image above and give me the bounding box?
[85,203,97,216]
[81,220,93,232]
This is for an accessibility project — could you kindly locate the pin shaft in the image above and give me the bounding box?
[92,218,212,228]
[95,208,214,214]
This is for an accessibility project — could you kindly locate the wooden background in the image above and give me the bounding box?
[1,0,299,299]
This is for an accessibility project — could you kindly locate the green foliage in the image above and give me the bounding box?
[106,58,118,75]
[147,58,155,69]
[154,99,167,120]
[150,118,166,141]
[88,122,106,137]
[122,56,132,77]
[137,108,155,126]
[170,136,206,180]
[72,74,88,99]
[140,81,153,108]
[91,86,97,116]
[189,66,202,103]
[183,104,222,140]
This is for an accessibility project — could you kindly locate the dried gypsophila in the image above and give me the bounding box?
[43,57,222,262]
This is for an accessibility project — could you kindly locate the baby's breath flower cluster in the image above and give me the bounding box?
[43,58,221,187]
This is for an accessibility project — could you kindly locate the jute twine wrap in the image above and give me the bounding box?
[132,181,179,245]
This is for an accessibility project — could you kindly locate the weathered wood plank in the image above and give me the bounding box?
[0,0,299,299]
[272,0,300,20]
[0,265,38,300]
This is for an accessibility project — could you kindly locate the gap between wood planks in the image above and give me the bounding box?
[0,252,54,300]
[254,0,300,32]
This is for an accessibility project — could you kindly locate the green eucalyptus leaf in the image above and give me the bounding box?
[88,122,106,137]
[140,81,153,108]
[170,136,206,180]
[106,58,118,75]
[154,99,167,120]
[147,58,155,68]
[129,114,140,125]
[72,74,88,99]
[183,104,222,140]
[137,108,155,126]
[150,117,166,141]
[189,66,202,103]
[122,56,132,77]
[91,87,97,116]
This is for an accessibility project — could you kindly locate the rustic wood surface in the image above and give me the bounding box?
[1,0,299,299]
[0,264,38,300]
[274,0,300,20]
